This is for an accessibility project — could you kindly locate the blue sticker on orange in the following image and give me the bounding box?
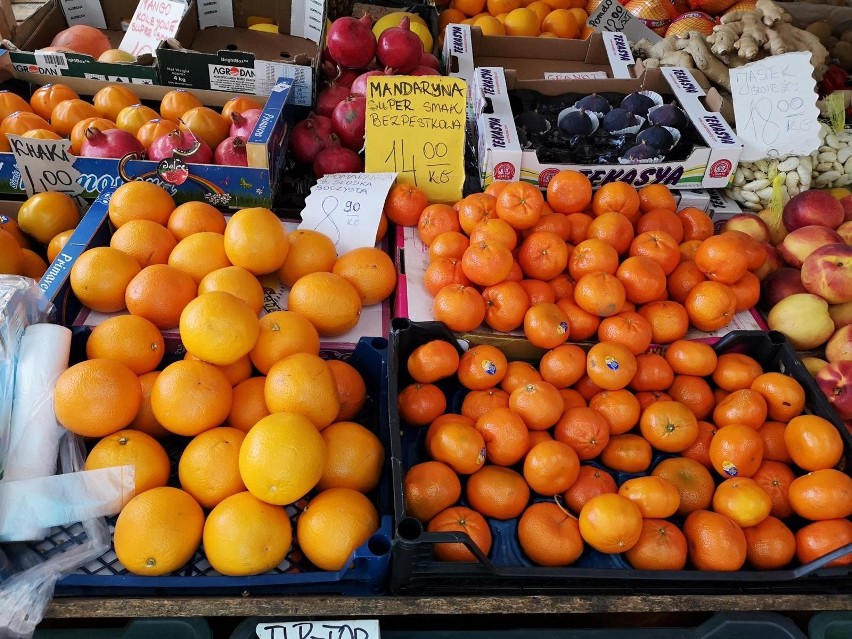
[605,355,619,371]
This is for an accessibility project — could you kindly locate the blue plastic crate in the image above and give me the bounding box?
[27,336,393,596]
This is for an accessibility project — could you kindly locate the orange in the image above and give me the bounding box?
[713,477,772,528]
[427,420,487,475]
[523,302,570,349]
[198,266,264,315]
[433,283,486,332]
[636,209,684,243]
[589,388,641,435]
[470,218,518,251]
[425,257,472,296]
[591,182,640,222]
[566,212,594,244]
[203,491,292,576]
[796,519,852,567]
[70,247,140,313]
[554,406,610,460]
[624,519,688,571]
[474,14,507,33]
[757,421,793,464]
[404,461,463,523]
[618,475,681,518]
[54,359,142,438]
[151,360,232,436]
[751,372,806,423]
[482,281,530,333]
[597,312,653,356]
[440,7,468,27]
[167,201,227,240]
[751,460,795,519]
[667,375,715,421]
[557,298,601,341]
[109,219,177,268]
[398,382,447,427]
[429,231,470,262]
[788,469,852,521]
[85,315,164,375]
[333,246,397,305]
[108,181,175,228]
[586,342,637,391]
[84,429,170,497]
[502,7,541,35]
[1,217,30,251]
[461,240,514,287]
[168,232,232,284]
[297,488,379,570]
[638,300,689,344]
[539,343,586,389]
[615,255,667,305]
[462,388,510,422]
[713,352,764,391]
[265,353,340,430]
[427,506,492,562]
[636,390,673,410]
[129,371,169,439]
[638,184,677,214]
[667,260,707,305]
[223,207,288,276]
[178,427,246,508]
[683,510,747,571]
[384,183,429,226]
[563,465,617,513]
[599,433,653,473]
[466,465,530,520]
[501,361,542,394]
[744,515,796,570]
[784,415,844,471]
[125,264,197,330]
[487,0,520,13]
[184,352,251,387]
[457,344,508,390]
[517,231,569,280]
[728,271,761,312]
[677,207,714,242]
[709,423,764,479]
[694,234,749,285]
[239,411,328,504]
[664,339,717,376]
[317,421,384,493]
[579,493,643,554]
[19,249,47,279]
[587,211,634,255]
[652,457,715,516]
[418,204,462,246]
[496,181,545,229]
[288,272,363,336]
[541,8,579,36]
[509,381,563,431]
[527,211,571,240]
[685,280,738,332]
[326,359,367,422]
[408,340,461,384]
[113,487,204,576]
[523,440,580,495]
[518,502,584,567]
[573,272,626,318]
[16,191,80,244]
[457,193,498,235]
[249,310,319,374]
[228,376,270,433]
[713,389,768,429]
[277,229,337,287]
[629,230,680,275]
[639,400,698,452]
[630,353,674,392]
[179,291,259,366]
[568,238,619,280]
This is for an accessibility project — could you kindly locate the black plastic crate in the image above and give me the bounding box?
[388,319,852,595]
[35,618,212,639]
[26,335,393,597]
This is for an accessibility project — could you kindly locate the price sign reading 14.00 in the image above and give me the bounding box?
[365,76,467,203]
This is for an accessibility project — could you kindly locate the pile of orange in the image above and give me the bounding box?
[438,0,593,39]
[401,337,852,569]
[408,171,766,344]
[0,191,82,278]
[0,85,259,159]
[51,180,394,577]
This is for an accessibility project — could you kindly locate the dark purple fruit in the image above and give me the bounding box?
[516,126,531,149]
[620,92,655,117]
[649,104,687,130]
[558,109,595,136]
[602,108,639,132]
[514,111,551,136]
[622,141,660,162]
[574,93,611,115]
[637,125,674,151]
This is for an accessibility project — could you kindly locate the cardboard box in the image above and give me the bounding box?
[472,63,742,191]
[393,225,766,344]
[157,0,324,107]
[5,0,160,84]
[0,75,294,208]
[52,191,390,356]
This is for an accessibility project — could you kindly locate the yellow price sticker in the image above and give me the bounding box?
[364,76,467,203]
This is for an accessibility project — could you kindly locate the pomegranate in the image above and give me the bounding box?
[326,15,377,69]
[148,129,213,164]
[289,113,334,164]
[376,17,423,74]
[410,66,440,76]
[229,108,261,138]
[79,127,144,159]
[350,68,393,97]
[331,96,367,151]
[420,52,440,71]
[316,83,351,118]
[215,136,248,166]
[313,135,363,178]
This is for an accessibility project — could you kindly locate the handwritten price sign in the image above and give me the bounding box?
[255,620,379,639]
[119,0,186,58]
[729,52,821,162]
[298,172,397,254]
[7,136,83,199]
[586,0,661,44]
[364,76,467,203]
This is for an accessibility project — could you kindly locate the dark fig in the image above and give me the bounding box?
[514,111,551,136]
[574,93,611,115]
[602,108,639,132]
[637,125,674,150]
[620,92,655,117]
[558,109,595,136]
[649,103,687,130]
[622,141,660,162]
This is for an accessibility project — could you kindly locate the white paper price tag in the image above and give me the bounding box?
[255,620,380,639]
[197,0,233,29]
[586,0,661,44]
[7,136,83,199]
[299,173,397,255]
[59,0,107,28]
[729,52,821,162]
[119,0,187,58]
